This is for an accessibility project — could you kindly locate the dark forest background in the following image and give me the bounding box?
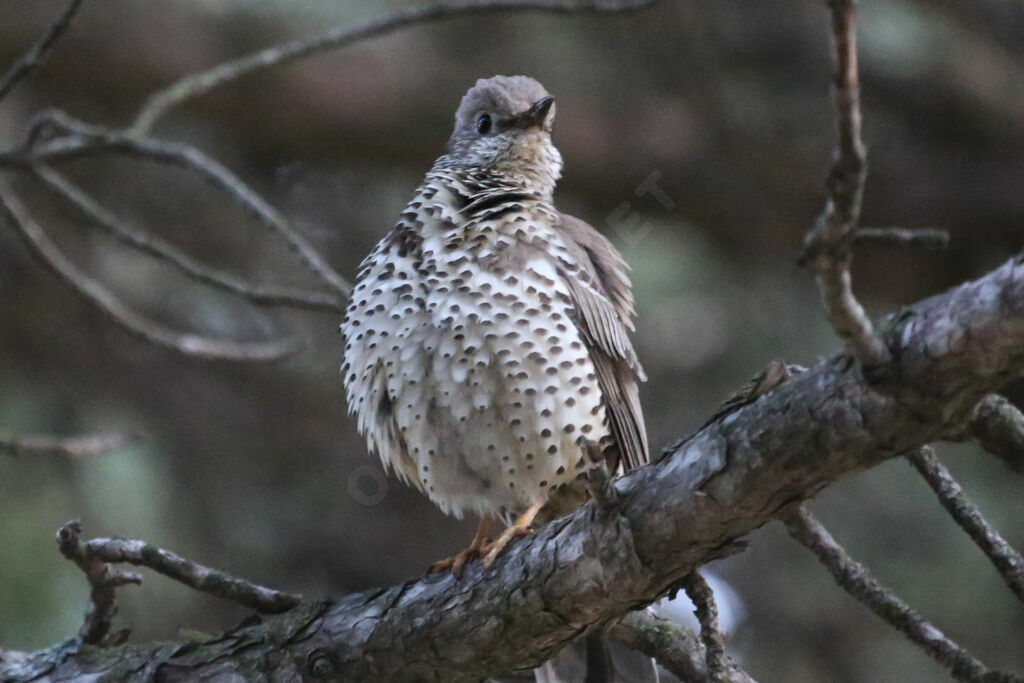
[0,1,1021,681]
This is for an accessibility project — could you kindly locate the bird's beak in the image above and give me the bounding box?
[513,95,555,129]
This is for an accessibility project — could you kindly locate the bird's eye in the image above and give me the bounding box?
[476,114,492,135]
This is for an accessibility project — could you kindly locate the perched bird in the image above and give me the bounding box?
[341,75,648,570]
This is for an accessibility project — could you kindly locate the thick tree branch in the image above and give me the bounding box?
[4,252,1021,681]
[798,7,1020,677]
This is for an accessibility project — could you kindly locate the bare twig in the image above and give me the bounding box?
[109,137,353,300]
[854,227,950,250]
[58,524,299,630]
[681,572,727,682]
[57,520,143,645]
[0,181,298,363]
[610,611,756,683]
[970,394,1024,473]
[0,431,139,458]
[31,165,343,313]
[1,109,352,302]
[907,446,1024,604]
[0,106,109,161]
[130,0,660,134]
[783,505,1021,683]
[800,0,890,370]
[0,0,83,103]
[86,533,300,613]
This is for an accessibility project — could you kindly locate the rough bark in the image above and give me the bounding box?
[2,252,1022,682]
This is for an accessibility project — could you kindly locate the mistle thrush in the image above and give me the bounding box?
[341,75,648,569]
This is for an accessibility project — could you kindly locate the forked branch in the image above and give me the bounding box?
[610,610,755,683]
[800,0,890,370]
[57,521,301,645]
[57,521,143,646]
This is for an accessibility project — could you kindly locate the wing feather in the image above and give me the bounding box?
[557,214,649,470]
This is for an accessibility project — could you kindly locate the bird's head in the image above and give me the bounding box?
[445,75,563,197]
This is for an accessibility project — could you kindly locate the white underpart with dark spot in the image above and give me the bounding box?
[342,170,610,519]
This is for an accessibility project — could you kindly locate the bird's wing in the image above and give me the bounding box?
[557,213,649,471]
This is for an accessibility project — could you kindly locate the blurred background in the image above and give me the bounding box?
[0,1,1022,680]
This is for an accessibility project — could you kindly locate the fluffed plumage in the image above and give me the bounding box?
[341,74,648,534]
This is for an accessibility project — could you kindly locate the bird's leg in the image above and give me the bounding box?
[482,502,544,568]
[430,516,490,573]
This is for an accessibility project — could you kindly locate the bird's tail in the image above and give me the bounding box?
[530,629,659,683]
[584,633,616,683]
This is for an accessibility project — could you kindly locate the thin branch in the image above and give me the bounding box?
[130,0,660,135]
[1,109,352,301]
[854,227,950,250]
[57,520,143,645]
[107,137,352,301]
[610,611,757,683]
[820,0,866,237]
[0,0,83,103]
[907,446,1024,604]
[0,431,140,458]
[783,505,1020,683]
[0,181,298,363]
[681,572,727,681]
[31,165,343,313]
[970,394,1024,473]
[800,0,890,370]
[57,521,301,643]
[1,106,102,161]
[76,526,302,615]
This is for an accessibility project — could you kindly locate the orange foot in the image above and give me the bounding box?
[430,517,489,574]
[481,502,543,568]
